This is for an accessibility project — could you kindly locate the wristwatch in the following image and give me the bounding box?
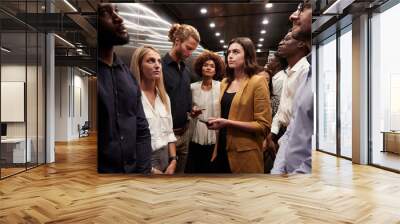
[169,156,178,163]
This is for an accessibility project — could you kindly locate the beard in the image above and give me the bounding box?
[175,47,184,61]
[98,29,129,47]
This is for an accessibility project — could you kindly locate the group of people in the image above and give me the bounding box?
[97,1,313,175]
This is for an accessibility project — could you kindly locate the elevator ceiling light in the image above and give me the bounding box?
[200,8,207,14]
[209,22,215,28]
[265,3,273,8]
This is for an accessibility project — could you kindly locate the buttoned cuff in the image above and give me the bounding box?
[168,133,177,143]
[271,125,279,135]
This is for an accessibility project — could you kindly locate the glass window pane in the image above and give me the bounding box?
[371,3,400,171]
[27,31,38,169]
[1,31,27,177]
[340,27,352,158]
[318,35,337,154]
[38,32,45,165]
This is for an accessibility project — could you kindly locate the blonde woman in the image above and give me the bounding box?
[130,46,177,174]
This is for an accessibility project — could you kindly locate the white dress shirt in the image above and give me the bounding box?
[272,70,286,98]
[190,80,220,145]
[271,57,310,135]
[141,90,177,151]
[271,55,313,174]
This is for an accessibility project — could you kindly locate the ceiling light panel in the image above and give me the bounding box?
[117,3,205,55]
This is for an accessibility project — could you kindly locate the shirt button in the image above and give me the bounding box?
[120,136,124,141]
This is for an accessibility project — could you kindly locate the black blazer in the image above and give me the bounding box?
[97,55,151,173]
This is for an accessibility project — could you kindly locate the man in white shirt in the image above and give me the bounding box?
[269,31,310,148]
[271,0,314,174]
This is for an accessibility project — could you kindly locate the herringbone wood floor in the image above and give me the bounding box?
[1,135,400,223]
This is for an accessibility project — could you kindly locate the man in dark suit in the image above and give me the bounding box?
[97,3,151,173]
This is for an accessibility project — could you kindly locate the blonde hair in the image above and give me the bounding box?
[130,46,169,111]
[168,23,200,44]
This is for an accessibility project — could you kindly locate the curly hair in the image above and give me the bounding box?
[193,50,225,81]
[168,23,200,43]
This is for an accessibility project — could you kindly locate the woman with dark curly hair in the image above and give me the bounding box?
[185,50,225,173]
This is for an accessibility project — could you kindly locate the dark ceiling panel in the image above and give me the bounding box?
[157,3,299,53]
[138,0,302,2]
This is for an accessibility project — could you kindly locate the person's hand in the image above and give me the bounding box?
[262,139,267,152]
[207,117,229,130]
[151,167,163,174]
[164,160,176,175]
[270,132,279,144]
[267,133,277,155]
[210,145,218,162]
[190,106,203,118]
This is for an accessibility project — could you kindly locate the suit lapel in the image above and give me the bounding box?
[220,79,229,102]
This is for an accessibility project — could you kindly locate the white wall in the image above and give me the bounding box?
[55,66,69,141]
[72,72,89,138]
[54,66,89,141]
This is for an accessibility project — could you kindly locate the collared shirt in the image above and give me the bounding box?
[271,56,310,135]
[190,80,220,145]
[97,54,151,173]
[141,90,177,151]
[162,53,192,129]
[271,55,313,174]
[272,70,286,98]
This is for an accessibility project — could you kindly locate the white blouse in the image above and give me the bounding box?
[190,80,220,145]
[141,90,176,151]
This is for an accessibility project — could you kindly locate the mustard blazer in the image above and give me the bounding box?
[220,72,272,172]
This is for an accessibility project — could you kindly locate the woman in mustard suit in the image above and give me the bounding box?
[208,37,272,173]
